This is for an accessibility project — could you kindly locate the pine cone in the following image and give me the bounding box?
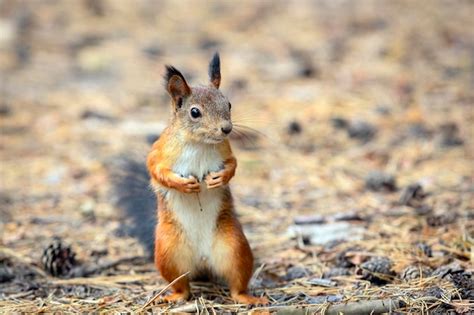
[323,267,352,278]
[426,213,457,227]
[41,238,76,277]
[400,265,432,282]
[450,272,474,300]
[360,257,394,284]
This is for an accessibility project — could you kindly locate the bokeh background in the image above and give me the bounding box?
[1,0,473,312]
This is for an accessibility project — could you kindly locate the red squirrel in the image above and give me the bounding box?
[146,53,268,305]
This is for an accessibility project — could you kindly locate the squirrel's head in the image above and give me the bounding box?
[164,53,232,144]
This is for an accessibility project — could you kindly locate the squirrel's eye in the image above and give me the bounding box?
[228,102,232,110]
[190,107,201,119]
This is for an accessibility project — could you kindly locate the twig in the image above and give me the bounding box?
[141,271,190,310]
[273,298,402,315]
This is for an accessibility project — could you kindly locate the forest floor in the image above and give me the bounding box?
[1,0,473,313]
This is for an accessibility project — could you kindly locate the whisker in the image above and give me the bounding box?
[233,124,270,140]
[230,128,259,148]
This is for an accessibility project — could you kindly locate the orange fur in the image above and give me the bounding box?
[154,195,191,301]
[148,134,266,304]
[213,191,268,305]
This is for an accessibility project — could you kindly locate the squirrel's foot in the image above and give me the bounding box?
[231,293,269,305]
[162,291,190,303]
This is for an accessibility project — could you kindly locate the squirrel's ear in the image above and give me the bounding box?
[208,52,221,89]
[164,65,191,109]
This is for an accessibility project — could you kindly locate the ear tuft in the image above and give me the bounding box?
[164,65,191,108]
[208,52,221,89]
[164,65,186,87]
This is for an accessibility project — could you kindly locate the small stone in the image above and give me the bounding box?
[0,266,14,283]
[287,120,302,135]
[347,121,376,142]
[399,183,425,207]
[0,104,11,116]
[408,123,432,139]
[299,61,318,78]
[365,171,397,192]
[284,265,311,280]
[142,44,162,59]
[439,123,463,147]
[330,117,349,130]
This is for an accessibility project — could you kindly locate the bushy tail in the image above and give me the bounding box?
[109,156,156,258]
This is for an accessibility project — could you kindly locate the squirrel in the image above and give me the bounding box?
[145,53,268,305]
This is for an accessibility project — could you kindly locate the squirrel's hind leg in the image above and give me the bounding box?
[211,210,269,305]
[155,207,192,303]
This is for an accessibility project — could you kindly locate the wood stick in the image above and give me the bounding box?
[273,298,402,315]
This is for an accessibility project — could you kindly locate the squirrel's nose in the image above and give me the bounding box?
[221,123,232,135]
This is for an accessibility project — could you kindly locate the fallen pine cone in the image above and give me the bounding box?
[400,265,432,282]
[323,267,352,278]
[359,257,395,284]
[450,272,473,300]
[426,213,457,227]
[41,238,76,277]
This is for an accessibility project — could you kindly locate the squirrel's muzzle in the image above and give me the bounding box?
[221,122,233,135]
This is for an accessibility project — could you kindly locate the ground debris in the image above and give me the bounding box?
[0,0,472,313]
[399,183,426,207]
[359,257,395,284]
[41,238,77,277]
[399,265,432,282]
[365,171,397,192]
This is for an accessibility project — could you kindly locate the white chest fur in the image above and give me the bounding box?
[166,143,224,263]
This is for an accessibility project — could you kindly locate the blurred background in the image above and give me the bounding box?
[0,0,473,312]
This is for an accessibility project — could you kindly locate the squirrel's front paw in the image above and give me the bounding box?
[205,171,228,189]
[174,176,200,193]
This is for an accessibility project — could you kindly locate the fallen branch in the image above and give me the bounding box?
[274,298,402,315]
